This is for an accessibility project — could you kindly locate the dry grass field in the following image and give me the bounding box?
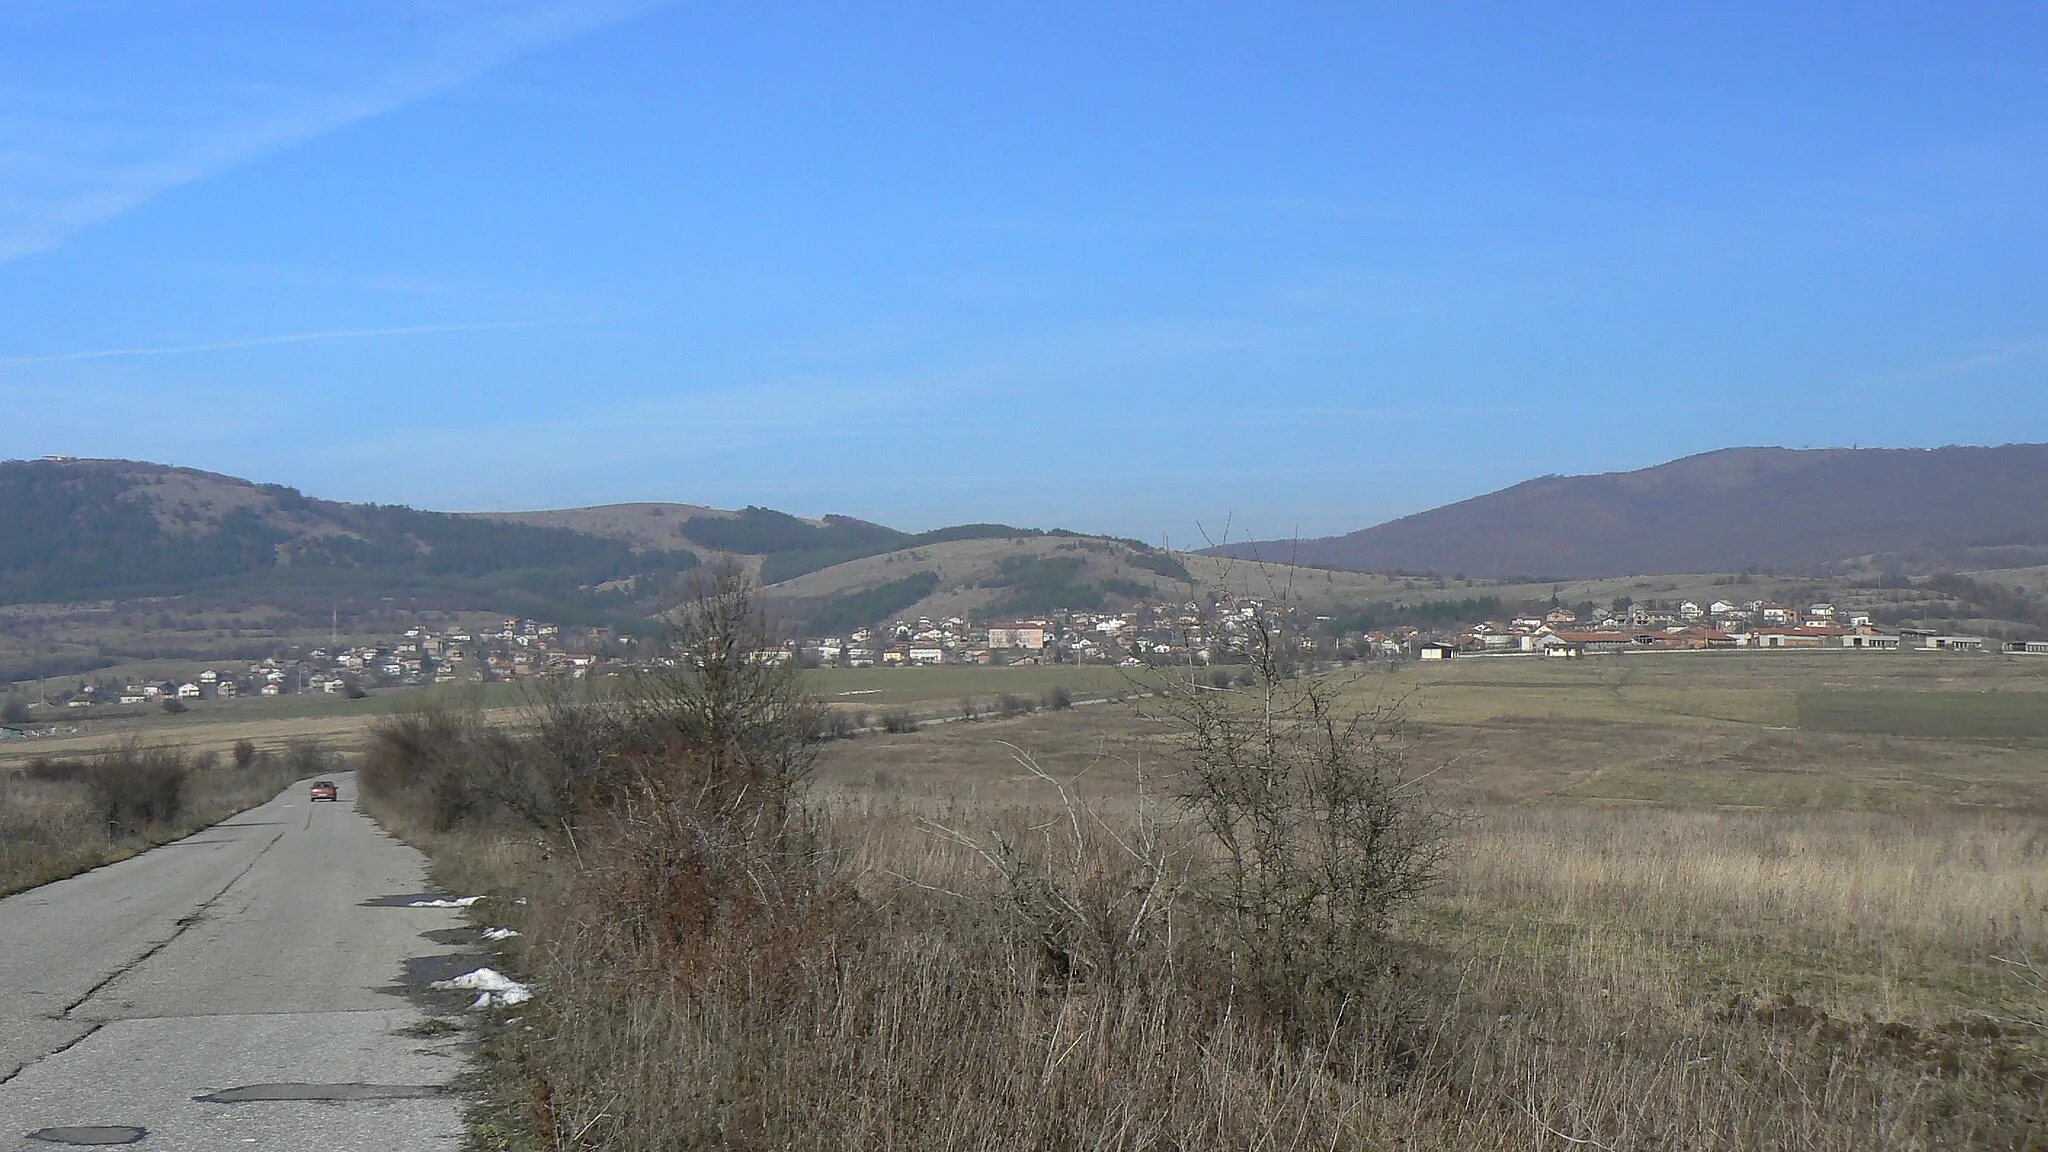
[0,698,400,768]
[792,662,2045,1148]
[345,640,2048,1151]
[0,666,1128,772]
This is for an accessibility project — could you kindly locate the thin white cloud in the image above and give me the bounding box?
[1847,336,2048,397]
[0,1,668,262]
[0,320,549,364]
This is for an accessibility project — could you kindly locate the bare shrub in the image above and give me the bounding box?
[881,708,920,733]
[282,738,340,781]
[365,685,629,841]
[819,708,860,740]
[1041,684,1073,711]
[364,568,826,847]
[84,742,192,834]
[1140,578,1449,1039]
[361,700,487,832]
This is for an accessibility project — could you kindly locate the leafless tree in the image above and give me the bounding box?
[622,563,826,824]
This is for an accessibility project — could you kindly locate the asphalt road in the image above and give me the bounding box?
[0,774,483,1150]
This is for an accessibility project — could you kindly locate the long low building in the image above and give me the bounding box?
[1926,635,1986,652]
[1544,631,1650,655]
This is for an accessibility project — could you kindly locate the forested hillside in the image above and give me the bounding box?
[498,502,1113,586]
[0,459,1165,633]
[0,459,698,611]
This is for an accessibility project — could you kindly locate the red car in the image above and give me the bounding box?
[309,781,340,803]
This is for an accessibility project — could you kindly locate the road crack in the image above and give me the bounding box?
[0,1022,105,1088]
[2,829,289,1088]
[55,829,288,1020]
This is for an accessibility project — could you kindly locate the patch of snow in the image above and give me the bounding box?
[408,896,484,908]
[481,927,521,941]
[431,967,532,1007]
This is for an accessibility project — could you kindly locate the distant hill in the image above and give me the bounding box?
[1213,444,2048,580]
[492,501,1205,632]
[759,535,1197,633]
[477,502,736,551]
[0,459,703,616]
[0,460,1186,634]
[478,502,1126,584]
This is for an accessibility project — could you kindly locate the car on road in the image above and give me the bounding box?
[309,780,340,802]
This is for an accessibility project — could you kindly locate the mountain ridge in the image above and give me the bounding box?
[1212,444,2048,580]
[0,459,1154,622]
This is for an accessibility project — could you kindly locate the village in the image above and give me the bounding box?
[785,595,2048,667]
[8,591,2044,729]
[1398,598,2048,659]
[8,616,622,714]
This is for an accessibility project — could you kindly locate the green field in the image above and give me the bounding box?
[1798,687,2048,740]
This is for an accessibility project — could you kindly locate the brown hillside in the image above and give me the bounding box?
[1217,444,2048,579]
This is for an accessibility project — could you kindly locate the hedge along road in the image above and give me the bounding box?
[0,774,486,1150]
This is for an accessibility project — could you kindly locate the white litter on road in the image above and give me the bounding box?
[481,927,521,940]
[407,896,483,908]
[430,967,532,1007]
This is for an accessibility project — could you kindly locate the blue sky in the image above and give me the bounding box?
[1,3,2043,543]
